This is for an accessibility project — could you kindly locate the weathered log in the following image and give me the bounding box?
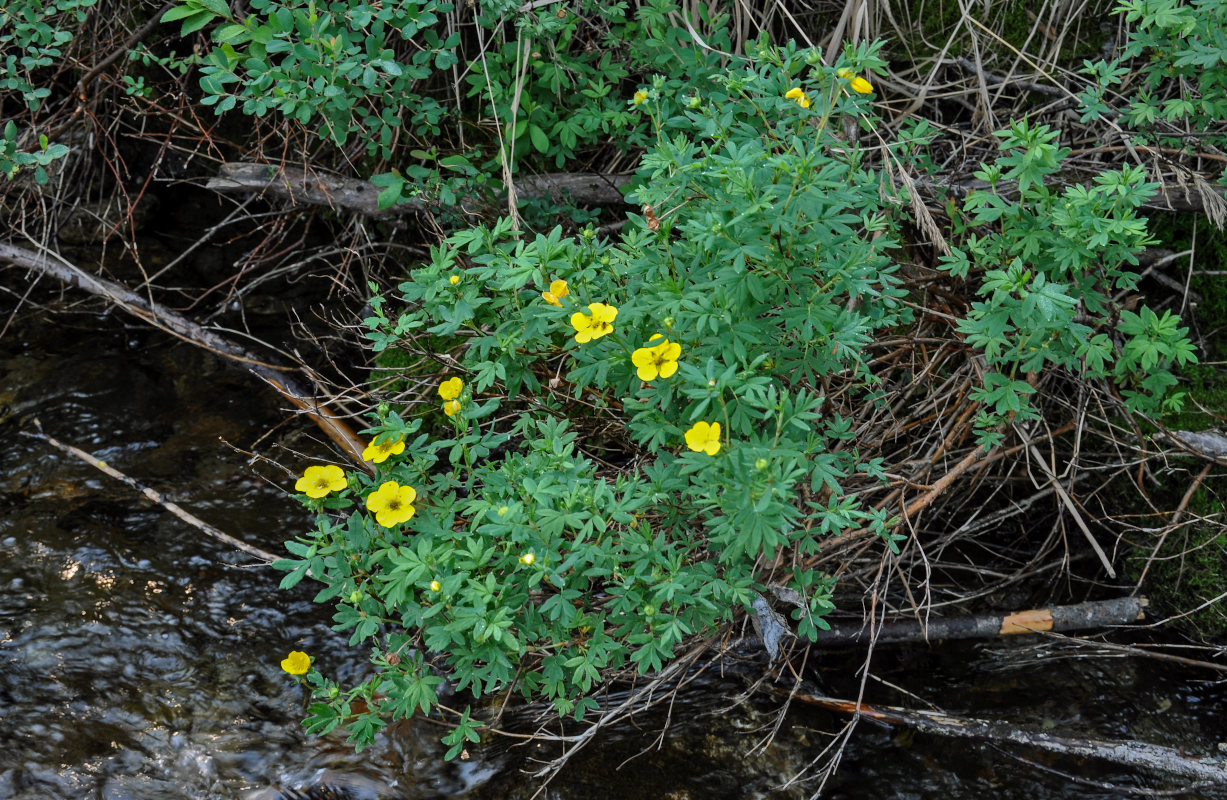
[794,692,1227,786]
[205,162,633,218]
[1159,429,1227,460]
[804,596,1147,646]
[0,242,373,472]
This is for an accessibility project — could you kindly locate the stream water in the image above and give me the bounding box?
[2,298,1227,799]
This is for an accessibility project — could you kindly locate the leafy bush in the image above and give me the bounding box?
[1079,0,1227,147]
[942,120,1196,446]
[276,40,908,752]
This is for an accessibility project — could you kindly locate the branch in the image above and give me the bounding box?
[205,163,633,218]
[794,692,1227,786]
[0,242,373,472]
[22,420,279,563]
[803,596,1147,646]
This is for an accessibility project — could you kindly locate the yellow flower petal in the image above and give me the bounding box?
[849,76,874,94]
[281,650,311,675]
[362,436,405,464]
[449,274,460,285]
[571,302,617,342]
[633,90,648,105]
[549,279,569,298]
[366,480,417,528]
[295,464,347,498]
[784,87,812,109]
[438,377,463,400]
[443,399,461,417]
[543,291,561,306]
[684,421,722,455]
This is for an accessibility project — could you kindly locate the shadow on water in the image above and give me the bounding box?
[2,309,1226,799]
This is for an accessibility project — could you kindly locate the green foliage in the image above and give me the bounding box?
[941,119,1196,443]
[0,0,97,110]
[1,120,68,183]
[0,0,95,179]
[162,0,739,214]
[278,41,905,752]
[1079,0,1227,147]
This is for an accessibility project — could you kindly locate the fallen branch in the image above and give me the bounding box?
[804,596,1147,646]
[793,692,1227,786]
[22,419,279,563]
[204,162,633,218]
[0,241,373,472]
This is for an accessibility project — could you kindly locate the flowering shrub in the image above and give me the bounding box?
[275,35,1196,757]
[275,40,912,754]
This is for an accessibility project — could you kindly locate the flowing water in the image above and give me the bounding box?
[2,299,1227,799]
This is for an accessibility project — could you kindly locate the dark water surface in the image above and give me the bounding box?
[2,310,1226,799]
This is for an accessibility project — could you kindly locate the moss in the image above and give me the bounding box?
[1127,481,1227,639]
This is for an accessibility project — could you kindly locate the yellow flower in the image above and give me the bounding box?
[632,90,648,105]
[362,436,405,464]
[684,421,722,455]
[438,376,463,401]
[281,650,311,675]
[430,579,441,592]
[366,480,418,528]
[849,76,874,95]
[295,465,347,498]
[570,302,618,343]
[519,551,535,566]
[631,334,681,381]
[449,274,460,285]
[784,87,812,109]
[542,279,569,306]
[443,399,461,417]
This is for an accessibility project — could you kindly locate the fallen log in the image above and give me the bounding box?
[0,242,373,473]
[204,162,633,218]
[799,596,1148,647]
[794,692,1227,786]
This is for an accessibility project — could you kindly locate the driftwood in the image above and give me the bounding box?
[205,162,634,218]
[0,242,373,472]
[794,692,1227,787]
[22,420,279,563]
[803,597,1147,646]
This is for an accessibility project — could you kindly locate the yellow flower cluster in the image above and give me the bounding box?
[438,376,463,416]
[542,279,569,307]
[571,302,618,343]
[631,334,681,381]
[632,90,648,105]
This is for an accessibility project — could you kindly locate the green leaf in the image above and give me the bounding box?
[529,123,549,154]
[196,0,233,19]
[178,10,216,35]
[160,4,201,23]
